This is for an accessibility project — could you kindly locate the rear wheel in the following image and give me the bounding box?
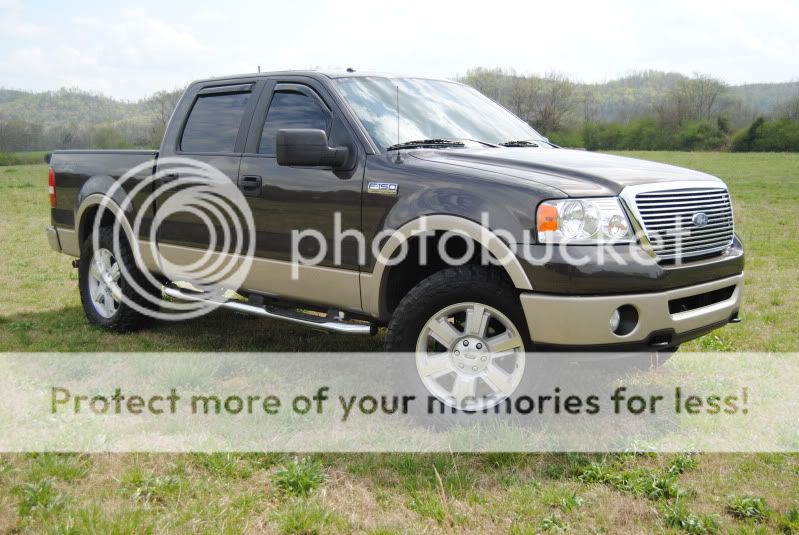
[78,227,159,331]
[385,266,536,413]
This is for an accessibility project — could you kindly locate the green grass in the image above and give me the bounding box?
[0,153,798,532]
[272,458,326,497]
[0,151,49,166]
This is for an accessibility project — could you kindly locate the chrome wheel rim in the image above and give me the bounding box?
[415,302,526,411]
[87,248,121,319]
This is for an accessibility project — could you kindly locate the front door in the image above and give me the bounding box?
[237,80,364,311]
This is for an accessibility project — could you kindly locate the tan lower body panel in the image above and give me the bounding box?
[520,273,743,346]
[154,243,362,312]
[47,227,80,257]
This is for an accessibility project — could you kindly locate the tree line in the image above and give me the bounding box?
[459,68,799,151]
[2,72,799,154]
[0,89,182,153]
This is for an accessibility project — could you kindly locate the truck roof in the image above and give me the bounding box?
[191,70,458,85]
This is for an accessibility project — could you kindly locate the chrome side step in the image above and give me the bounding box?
[163,286,376,336]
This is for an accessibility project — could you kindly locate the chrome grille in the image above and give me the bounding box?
[634,187,734,260]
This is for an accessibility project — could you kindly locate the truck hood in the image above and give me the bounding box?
[410,147,723,196]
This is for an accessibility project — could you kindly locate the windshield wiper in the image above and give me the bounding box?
[499,140,540,147]
[386,139,466,151]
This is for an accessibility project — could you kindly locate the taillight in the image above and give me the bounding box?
[48,167,56,207]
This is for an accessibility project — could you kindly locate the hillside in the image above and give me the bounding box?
[2,72,798,130]
[0,72,797,152]
[0,88,146,126]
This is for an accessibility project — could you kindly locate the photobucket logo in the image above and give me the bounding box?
[289,212,664,279]
[90,157,256,321]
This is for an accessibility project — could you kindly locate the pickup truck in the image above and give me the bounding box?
[46,70,744,410]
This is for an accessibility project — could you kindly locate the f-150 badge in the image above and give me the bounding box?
[367,182,398,195]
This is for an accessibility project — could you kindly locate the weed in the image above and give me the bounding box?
[191,453,253,479]
[122,467,182,504]
[542,488,584,513]
[726,495,770,522]
[777,506,799,534]
[667,454,699,475]
[272,499,344,535]
[29,453,91,482]
[577,462,612,484]
[408,490,447,524]
[578,463,685,501]
[272,457,326,497]
[636,473,684,500]
[539,514,568,532]
[663,500,718,534]
[16,478,66,516]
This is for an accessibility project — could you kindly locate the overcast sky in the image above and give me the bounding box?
[1,0,797,100]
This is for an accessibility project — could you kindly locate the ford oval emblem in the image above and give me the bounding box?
[692,212,709,227]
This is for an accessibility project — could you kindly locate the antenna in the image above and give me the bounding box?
[257,65,261,73]
[394,84,402,163]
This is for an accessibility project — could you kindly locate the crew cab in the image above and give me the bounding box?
[46,71,744,410]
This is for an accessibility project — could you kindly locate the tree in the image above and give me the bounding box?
[531,73,574,134]
[460,67,505,102]
[144,89,182,146]
[91,125,129,149]
[656,74,727,127]
[780,86,799,120]
[730,117,765,152]
[507,76,539,123]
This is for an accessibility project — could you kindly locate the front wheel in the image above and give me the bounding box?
[385,266,535,413]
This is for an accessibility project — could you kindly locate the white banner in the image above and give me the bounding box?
[0,352,796,452]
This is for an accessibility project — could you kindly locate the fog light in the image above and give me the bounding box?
[611,305,639,336]
[609,309,621,332]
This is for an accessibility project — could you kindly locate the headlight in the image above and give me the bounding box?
[537,198,634,243]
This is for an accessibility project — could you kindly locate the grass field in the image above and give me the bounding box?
[0,153,797,533]
[0,151,49,167]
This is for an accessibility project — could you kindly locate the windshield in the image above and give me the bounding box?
[335,77,547,151]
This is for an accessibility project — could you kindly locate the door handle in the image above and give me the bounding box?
[156,172,179,186]
[239,175,262,197]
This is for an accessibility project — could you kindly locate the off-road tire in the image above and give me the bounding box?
[385,265,532,352]
[385,266,542,423]
[78,226,159,331]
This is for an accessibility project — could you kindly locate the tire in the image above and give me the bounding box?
[385,265,538,417]
[78,226,159,331]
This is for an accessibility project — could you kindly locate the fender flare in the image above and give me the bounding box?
[361,214,532,318]
[74,193,160,273]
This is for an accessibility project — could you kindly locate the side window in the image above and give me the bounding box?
[181,92,250,153]
[259,90,331,154]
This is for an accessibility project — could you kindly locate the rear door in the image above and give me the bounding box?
[154,81,262,273]
[237,77,365,310]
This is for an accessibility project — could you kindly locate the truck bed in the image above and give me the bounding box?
[49,149,159,252]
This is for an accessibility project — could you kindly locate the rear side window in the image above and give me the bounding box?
[181,92,250,153]
[259,90,331,154]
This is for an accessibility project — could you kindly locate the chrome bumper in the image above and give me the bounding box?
[520,273,743,346]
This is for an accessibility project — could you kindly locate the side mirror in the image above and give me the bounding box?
[276,129,350,169]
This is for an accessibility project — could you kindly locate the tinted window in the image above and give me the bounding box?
[259,90,331,154]
[181,92,250,152]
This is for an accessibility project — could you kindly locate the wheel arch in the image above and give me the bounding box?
[361,215,532,320]
[75,191,159,273]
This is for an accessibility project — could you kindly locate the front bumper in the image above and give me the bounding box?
[520,273,743,349]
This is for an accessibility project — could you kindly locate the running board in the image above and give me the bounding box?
[163,286,376,336]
